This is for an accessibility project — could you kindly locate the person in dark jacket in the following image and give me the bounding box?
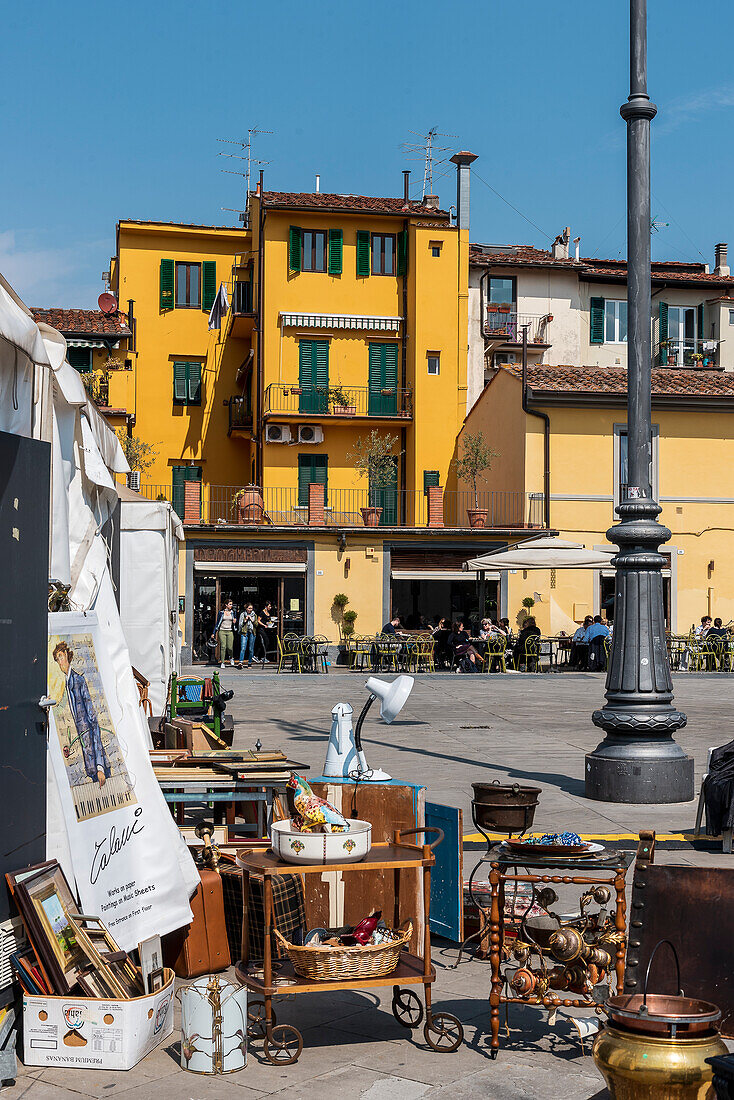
[381,615,401,635]
[448,620,483,672]
[513,617,541,670]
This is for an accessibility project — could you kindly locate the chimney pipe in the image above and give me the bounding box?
[450,151,478,232]
[573,236,581,261]
[715,242,730,277]
[403,170,410,203]
[553,227,571,260]
[315,174,320,193]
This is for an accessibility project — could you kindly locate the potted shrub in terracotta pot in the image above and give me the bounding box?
[454,431,500,529]
[329,385,356,416]
[347,430,402,527]
[231,485,264,524]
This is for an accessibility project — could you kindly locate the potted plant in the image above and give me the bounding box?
[342,609,358,636]
[520,596,535,621]
[231,485,264,524]
[347,430,402,527]
[454,432,500,528]
[114,430,159,489]
[333,592,349,610]
[329,386,356,416]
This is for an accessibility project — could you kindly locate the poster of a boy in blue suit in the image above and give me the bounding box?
[52,641,111,787]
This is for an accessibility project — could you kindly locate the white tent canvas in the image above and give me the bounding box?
[119,488,184,714]
[464,535,617,572]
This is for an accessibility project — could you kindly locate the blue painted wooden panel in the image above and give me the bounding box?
[426,802,463,942]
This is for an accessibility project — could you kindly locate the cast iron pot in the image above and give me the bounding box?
[471,781,541,833]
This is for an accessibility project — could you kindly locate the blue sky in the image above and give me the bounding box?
[2,0,733,306]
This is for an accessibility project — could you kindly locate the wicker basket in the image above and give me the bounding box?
[273,922,412,981]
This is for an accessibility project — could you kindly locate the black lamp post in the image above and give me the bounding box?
[586,0,693,803]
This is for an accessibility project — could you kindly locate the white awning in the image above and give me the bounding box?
[194,561,306,574]
[392,569,500,581]
[280,312,402,331]
[67,339,109,348]
[464,536,617,571]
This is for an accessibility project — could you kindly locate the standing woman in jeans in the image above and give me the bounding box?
[255,601,274,664]
[238,603,256,667]
[212,599,236,668]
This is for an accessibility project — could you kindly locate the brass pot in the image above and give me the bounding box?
[592,1023,727,1098]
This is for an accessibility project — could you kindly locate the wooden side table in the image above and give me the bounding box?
[486,846,633,1058]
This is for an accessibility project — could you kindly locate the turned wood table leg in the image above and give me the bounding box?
[489,864,502,1057]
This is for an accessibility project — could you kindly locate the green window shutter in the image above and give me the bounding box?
[328,228,343,275]
[298,454,328,507]
[368,343,383,398]
[187,362,202,404]
[289,226,301,273]
[589,296,605,344]
[160,258,174,310]
[356,231,371,277]
[368,343,398,415]
[423,470,440,493]
[172,465,201,517]
[659,301,668,364]
[202,261,216,311]
[384,342,398,389]
[697,303,704,345]
[313,340,329,389]
[397,229,408,277]
[173,361,188,403]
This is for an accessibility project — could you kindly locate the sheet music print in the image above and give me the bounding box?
[48,633,137,822]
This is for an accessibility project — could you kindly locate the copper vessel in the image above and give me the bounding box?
[594,941,727,1098]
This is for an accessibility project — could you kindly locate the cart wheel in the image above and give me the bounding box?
[263,1024,303,1065]
[247,1000,275,1040]
[391,988,424,1029]
[424,1012,464,1053]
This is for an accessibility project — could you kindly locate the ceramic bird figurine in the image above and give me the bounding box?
[287,772,349,833]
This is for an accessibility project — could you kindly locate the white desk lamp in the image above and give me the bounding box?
[323,675,414,782]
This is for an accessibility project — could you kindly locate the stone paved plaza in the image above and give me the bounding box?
[18,670,734,1098]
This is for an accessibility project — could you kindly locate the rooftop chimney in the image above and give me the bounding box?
[553,227,571,260]
[450,151,478,232]
[315,174,320,193]
[715,242,730,277]
[403,170,410,204]
[423,194,439,210]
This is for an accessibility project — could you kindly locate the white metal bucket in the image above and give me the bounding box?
[180,976,247,1074]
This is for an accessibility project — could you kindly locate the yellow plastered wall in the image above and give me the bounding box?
[115,222,252,488]
[312,538,385,639]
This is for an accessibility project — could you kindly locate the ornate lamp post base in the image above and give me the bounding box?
[586,499,694,804]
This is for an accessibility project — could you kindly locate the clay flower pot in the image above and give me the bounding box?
[360,507,383,527]
[467,508,488,529]
[235,485,264,524]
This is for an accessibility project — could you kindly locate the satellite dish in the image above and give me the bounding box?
[98,292,118,315]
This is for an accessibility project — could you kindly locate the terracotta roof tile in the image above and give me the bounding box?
[30,307,131,337]
[470,244,734,286]
[261,191,450,219]
[502,362,734,398]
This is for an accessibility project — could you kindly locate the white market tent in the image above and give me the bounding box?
[119,486,184,714]
[463,535,617,572]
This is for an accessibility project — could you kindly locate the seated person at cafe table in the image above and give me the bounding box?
[570,615,593,669]
[586,615,611,671]
[512,616,541,670]
[449,620,483,672]
[381,614,402,635]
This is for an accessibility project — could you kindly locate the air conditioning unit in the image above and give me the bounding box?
[127,471,141,491]
[298,425,324,444]
[265,424,292,443]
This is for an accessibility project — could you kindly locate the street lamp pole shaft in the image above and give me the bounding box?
[586,0,692,804]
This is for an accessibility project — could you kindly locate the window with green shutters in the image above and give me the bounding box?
[590,297,605,344]
[171,465,201,519]
[202,261,216,312]
[423,470,440,493]
[397,229,408,277]
[328,228,343,275]
[67,347,93,371]
[289,226,302,273]
[368,343,399,415]
[298,340,329,413]
[658,301,669,364]
[173,361,202,405]
[298,454,328,507]
[160,258,175,310]
[356,231,371,277]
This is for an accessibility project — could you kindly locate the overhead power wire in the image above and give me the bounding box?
[651,191,708,263]
[473,171,553,242]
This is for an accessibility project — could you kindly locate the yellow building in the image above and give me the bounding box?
[460,362,734,634]
[107,157,549,660]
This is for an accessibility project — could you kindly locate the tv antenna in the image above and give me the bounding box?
[651,215,669,234]
[218,127,274,225]
[400,127,458,198]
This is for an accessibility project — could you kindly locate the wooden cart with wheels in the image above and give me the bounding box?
[235,828,464,1064]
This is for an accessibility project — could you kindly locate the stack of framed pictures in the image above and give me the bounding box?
[6,861,144,999]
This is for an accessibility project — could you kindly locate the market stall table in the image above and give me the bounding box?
[235,830,464,1064]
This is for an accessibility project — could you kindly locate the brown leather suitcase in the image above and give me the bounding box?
[164,868,231,978]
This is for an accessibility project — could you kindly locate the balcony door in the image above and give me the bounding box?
[667,307,696,366]
[299,339,329,413]
[486,276,517,339]
[368,343,398,416]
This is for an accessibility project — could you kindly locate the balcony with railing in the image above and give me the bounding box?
[263,383,413,420]
[654,338,721,369]
[484,310,552,346]
[138,483,544,529]
[229,255,256,337]
[227,395,252,434]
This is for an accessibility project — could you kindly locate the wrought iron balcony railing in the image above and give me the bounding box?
[654,338,720,368]
[484,310,552,344]
[263,384,413,418]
